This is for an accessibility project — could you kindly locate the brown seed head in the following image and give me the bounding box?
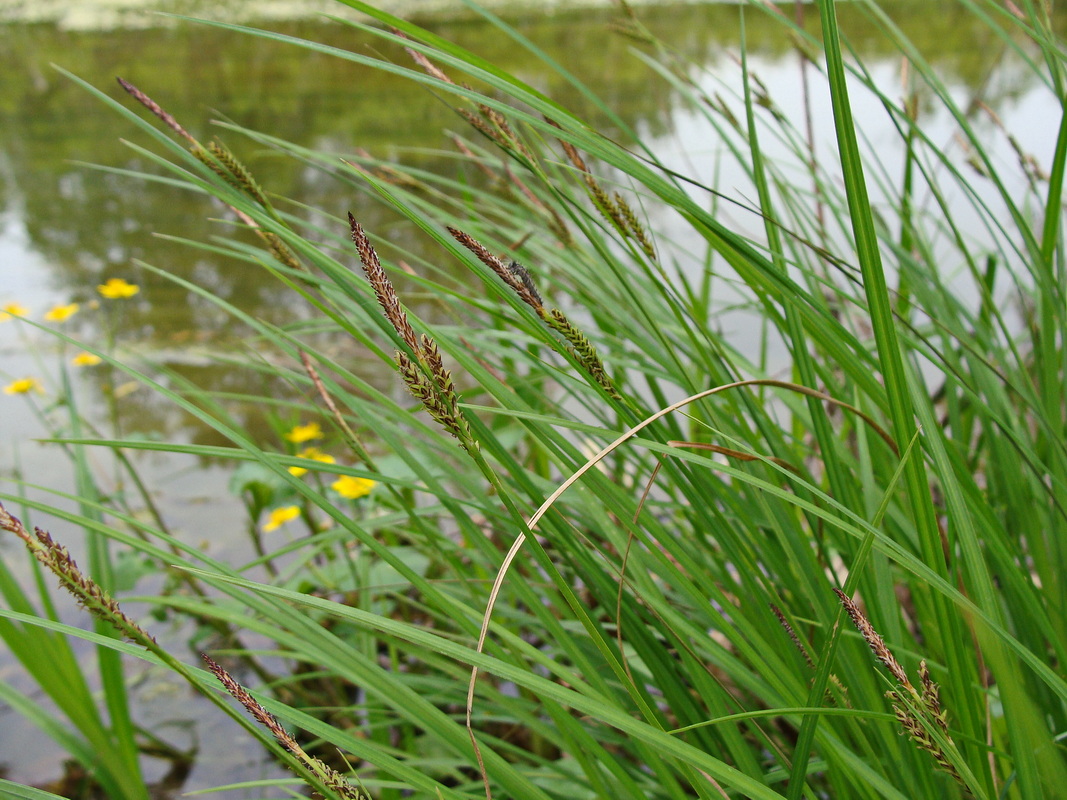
[349,213,419,353]
[116,77,198,145]
[834,588,910,688]
[0,502,157,647]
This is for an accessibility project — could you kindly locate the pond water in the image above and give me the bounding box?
[0,0,1061,795]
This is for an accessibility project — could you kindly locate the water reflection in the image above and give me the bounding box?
[4,3,1058,437]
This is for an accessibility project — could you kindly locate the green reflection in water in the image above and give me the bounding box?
[0,1,1059,447]
[0,5,693,449]
[0,0,1062,791]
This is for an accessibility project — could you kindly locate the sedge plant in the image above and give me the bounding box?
[2,1,1066,798]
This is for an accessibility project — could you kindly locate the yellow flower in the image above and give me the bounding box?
[97,278,140,299]
[331,475,376,500]
[0,303,29,321]
[263,505,301,532]
[287,447,336,477]
[4,377,43,395]
[284,422,323,444]
[302,447,335,464]
[44,302,80,322]
[71,352,103,367]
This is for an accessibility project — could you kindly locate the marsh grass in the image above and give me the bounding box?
[2,1,1066,798]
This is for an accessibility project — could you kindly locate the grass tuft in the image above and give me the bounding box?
[2,2,1066,798]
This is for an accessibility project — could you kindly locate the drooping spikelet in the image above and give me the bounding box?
[446,226,622,401]
[349,213,420,354]
[834,589,967,791]
[350,214,478,455]
[202,653,366,799]
[116,78,303,272]
[0,502,157,648]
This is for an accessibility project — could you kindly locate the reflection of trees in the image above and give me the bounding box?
[1,7,732,356]
[108,359,311,454]
[1,1,1060,408]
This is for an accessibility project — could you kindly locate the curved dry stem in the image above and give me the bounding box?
[666,441,801,473]
[612,382,897,702]
[466,378,899,798]
[615,457,664,691]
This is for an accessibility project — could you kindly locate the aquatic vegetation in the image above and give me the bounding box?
[2,1,1066,798]
[3,377,43,395]
[43,303,80,322]
[96,277,140,299]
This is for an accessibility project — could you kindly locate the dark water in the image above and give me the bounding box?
[0,1,1059,794]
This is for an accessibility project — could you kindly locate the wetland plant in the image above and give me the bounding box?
[2,1,1066,798]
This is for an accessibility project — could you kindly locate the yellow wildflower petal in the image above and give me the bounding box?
[331,475,376,500]
[263,505,300,532]
[298,447,336,465]
[288,447,336,477]
[4,377,43,395]
[284,422,323,443]
[0,303,30,321]
[71,352,103,367]
[97,278,140,299]
[44,303,80,322]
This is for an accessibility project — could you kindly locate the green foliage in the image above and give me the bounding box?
[0,779,75,800]
[2,1,1067,798]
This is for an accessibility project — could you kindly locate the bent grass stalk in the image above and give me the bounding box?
[0,502,367,800]
[466,377,903,798]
